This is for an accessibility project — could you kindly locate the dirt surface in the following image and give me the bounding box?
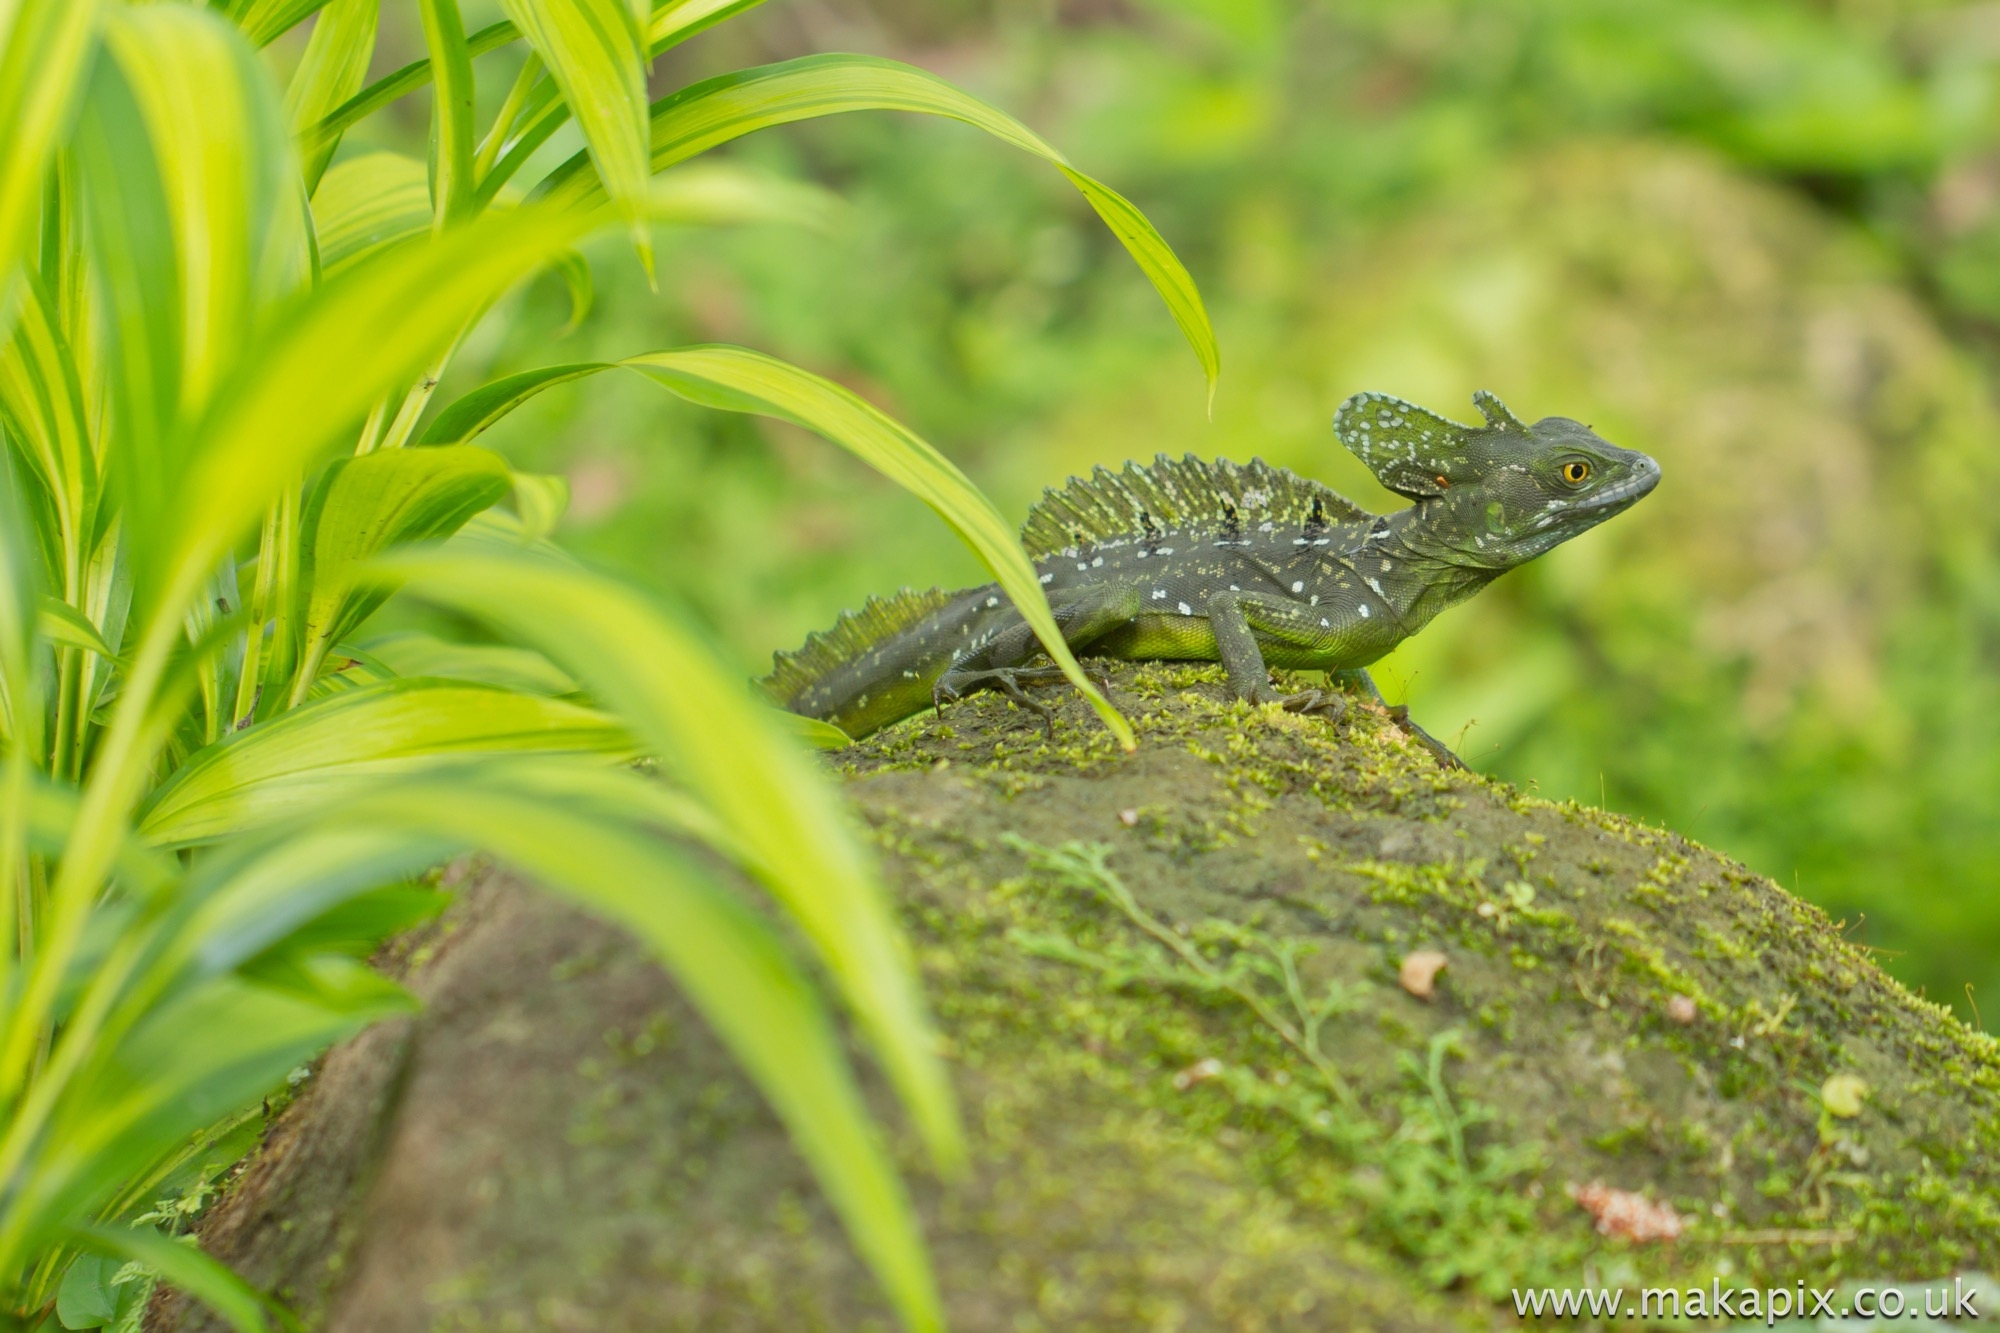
[152,663,2000,1331]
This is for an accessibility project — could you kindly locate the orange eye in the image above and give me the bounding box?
[1561,460,1591,484]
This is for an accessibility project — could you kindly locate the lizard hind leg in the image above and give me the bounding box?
[933,587,1133,733]
[932,664,1080,736]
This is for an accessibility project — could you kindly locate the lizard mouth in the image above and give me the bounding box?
[1573,455,1661,514]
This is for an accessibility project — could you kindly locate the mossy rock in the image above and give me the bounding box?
[156,664,2000,1331]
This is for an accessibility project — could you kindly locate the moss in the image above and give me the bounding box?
[160,663,2000,1332]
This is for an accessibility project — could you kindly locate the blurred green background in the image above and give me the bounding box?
[353,0,2000,1021]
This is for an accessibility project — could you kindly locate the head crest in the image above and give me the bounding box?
[1332,389,1527,499]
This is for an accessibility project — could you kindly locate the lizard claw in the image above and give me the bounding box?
[1387,704,1466,771]
[1277,688,1346,719]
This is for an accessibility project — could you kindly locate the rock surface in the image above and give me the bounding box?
[154,664,2000,1331]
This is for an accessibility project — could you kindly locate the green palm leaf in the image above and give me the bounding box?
[293,444,514,695]
[422,344,1137,747]
[531,52,1219,404]
[322,770,946,1331]
[282,0,378,190]
[309,151,433,275]
[0,0,99,330]
[137,680,632,847]
[499,0,656,276]
[373,546,965,1172]
[417,0,478,224]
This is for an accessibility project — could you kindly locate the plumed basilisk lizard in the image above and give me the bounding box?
[764,391,1659,764]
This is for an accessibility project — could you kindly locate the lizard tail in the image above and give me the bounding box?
[762,585,958,717]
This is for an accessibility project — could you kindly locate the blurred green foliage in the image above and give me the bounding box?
[433,0,2000,1016]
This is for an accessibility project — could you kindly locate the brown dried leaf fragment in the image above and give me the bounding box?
[1566,1181,1685,1242]
[1399,949,1448,999]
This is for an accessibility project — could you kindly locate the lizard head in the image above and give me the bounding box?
[1332,390,1660,567]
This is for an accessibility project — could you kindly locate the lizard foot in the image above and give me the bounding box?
[1270,687,1347,720]
[935,664,1104,737]
[1387,704,1466,771]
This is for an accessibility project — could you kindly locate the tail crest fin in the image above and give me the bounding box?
[762,585,955,707]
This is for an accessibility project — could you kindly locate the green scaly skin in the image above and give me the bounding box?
[764,391,1660,763]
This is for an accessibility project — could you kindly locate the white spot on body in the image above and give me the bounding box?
[1380,560,1392,571]
[1092,556,1103,567]
[1178,601,1193,616]
[1365,577,1386,597]
[986,596,1001,607]
[1358,603,1371,619]
[1077,563,1088,571]
[1320,617,1330,627]
[1039,573,1053,584]
[1152,589,1166,600]
[1290,580,1304,593]
[1158,547,1175,555]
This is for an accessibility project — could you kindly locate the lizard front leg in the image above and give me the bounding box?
[1333,668,1465,771]
[1208,590,1345,719]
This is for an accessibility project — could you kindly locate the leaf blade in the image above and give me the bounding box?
[137,678,631,846]
[294,444,514,688]
[374,548,966,1172]
[68,1222,278,1333]
[536,52,1217,399]
[0,0,99,327]
[628,345,1136,747]
[498,0,655,275]
[328,771,945,1332]
[283,0,379,190]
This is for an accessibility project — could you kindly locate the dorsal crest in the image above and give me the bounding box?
[1020,454,1369,560]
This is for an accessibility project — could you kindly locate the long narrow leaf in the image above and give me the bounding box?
[149,202,593,632]
[13,973,414,1272]
[294,444,513,687]
[0,0,99,331]
[0,273,96,563]
[137,679,630,845]
[373,547,965,1174]
[324,772,944,1332]
[424,347,1133,744]
[70,1222,281,1333]
[309,151,432,276]
[283,0,379,190]
[238,0,337,47]
[36,599,115,662]
[299,20,518,168]
[634,346,1136,743]
[533,53,1218,403]
[499,0,654,275]
[101,7,311,423]
[417,0,478,225]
